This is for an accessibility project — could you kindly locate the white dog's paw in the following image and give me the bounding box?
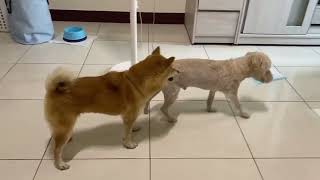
[132,125,141,132]
[123,140,138,149]
[143,107,149,114]
[167,117,177,123]
[240,112,250,119]
[55,161,70,170]
[68,137,73,143]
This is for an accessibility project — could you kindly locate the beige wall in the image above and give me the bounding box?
[49,0,186,13]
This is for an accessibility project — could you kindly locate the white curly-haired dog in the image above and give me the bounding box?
[144,52,273,122]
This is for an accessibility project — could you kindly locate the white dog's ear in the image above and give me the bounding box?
[250,55,270,71]
[252,57,263,69]
[172,62,184,73]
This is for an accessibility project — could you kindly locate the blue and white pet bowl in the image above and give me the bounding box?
[63,26,87,42]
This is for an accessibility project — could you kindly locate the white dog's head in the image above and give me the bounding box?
[246,52,273,83]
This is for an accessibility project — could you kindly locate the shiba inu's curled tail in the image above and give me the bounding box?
[45,67,75,94]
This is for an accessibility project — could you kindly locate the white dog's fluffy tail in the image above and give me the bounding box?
[45,67,76,94]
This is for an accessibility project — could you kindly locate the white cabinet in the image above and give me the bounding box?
[195,12,239,36]
[311,5,320,24]
[186,0,320,45]
[198,0,243,11]
[243,0,318,35]
[185,0,244,43]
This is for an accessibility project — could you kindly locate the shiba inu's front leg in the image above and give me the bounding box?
[144,91,160,114]
[122,111,139,149]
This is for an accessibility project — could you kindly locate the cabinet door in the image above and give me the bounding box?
[243,0,318,34]
[198,0,243,11]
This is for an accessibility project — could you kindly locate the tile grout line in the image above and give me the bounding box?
[0,99,44,100]
[77,40,95,77]
[0,98,312,102]
[32,138,51,180]
[203,45,210,59]
[16,62,87,65]
[0,159,43,160]
[97,23,103,35]
[150,157,320,159]
[276,65,320,67]
[147,24,150,53]
[76,22,102,76]
[0,99,311,102]
[2,156,320,161]
[146,24,151,180]
[150,99,305,102]
[149,6,155,180]
[259,46,320,67]
[226,101,265,180]
[256,46,263,51]
[309,46,320,57]
[94,39,149,43]
[19,63,119,65]
[150,24,154,52]
[252,157,320,159]
[273,66,313,110]
[0,45,32,82]
[15,45,33,64]
[148,105,152,180]
[0,64,15,82]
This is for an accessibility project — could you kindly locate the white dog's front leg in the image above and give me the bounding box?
[162,85,180,122]
[143,102,150,114]
[225,93,250,119]
[207,90,217,112]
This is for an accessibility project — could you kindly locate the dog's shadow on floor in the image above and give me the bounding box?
[58,114,175,161]
[150,98,269,119]
[55,112,175,161]
[239,96,269,113]
[53,99,267,161]
[150,100,235,118]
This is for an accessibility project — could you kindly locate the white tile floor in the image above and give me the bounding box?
[1,22,320,180]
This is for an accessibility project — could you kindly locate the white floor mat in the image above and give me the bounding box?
[49,34,97,48]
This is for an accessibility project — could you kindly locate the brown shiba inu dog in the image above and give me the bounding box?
[44,47,176,170]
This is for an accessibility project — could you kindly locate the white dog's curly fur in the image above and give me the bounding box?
[144,52,273,121]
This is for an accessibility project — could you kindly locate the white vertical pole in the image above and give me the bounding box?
[130,0,138,65]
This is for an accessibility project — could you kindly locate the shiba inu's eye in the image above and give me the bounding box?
[168,77,174,81]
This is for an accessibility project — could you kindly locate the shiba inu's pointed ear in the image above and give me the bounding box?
[152,47,160,55]
[167,57,175,65]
